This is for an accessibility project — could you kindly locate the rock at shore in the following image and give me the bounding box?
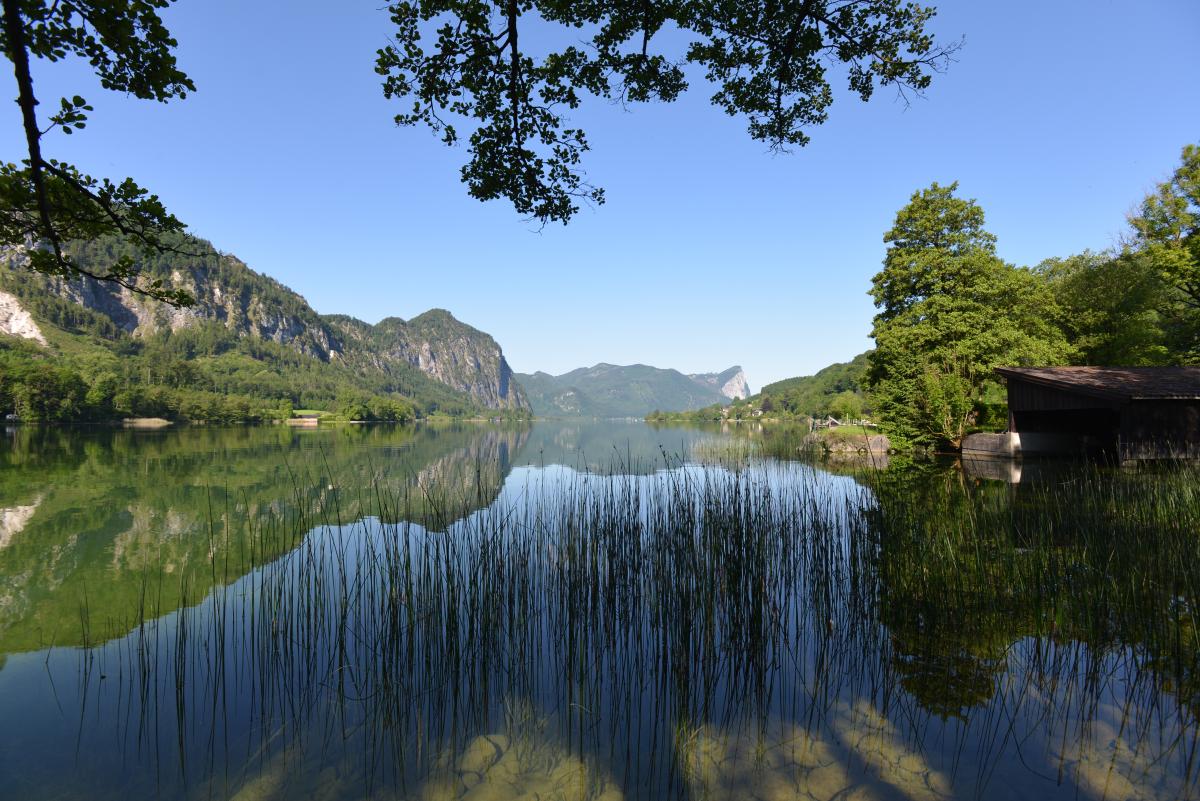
[803,432,890,455]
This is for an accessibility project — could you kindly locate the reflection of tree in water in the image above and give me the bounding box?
[865,459,1200,723]
[1,429,1196,801]
[884,614,1011,718]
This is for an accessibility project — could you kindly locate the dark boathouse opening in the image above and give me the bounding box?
[995,367,1200,463]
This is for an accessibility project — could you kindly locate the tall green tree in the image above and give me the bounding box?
[870,181,997,322]
[828,389,863,421]
[1128,143,1200,362]
[1037,250,1169,366]
[0,0,194,303]
[377,0,959,224]
[867,183,1071,448]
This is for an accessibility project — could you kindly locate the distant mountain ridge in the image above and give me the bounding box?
[0,237,528,413]
[516,363,749,418]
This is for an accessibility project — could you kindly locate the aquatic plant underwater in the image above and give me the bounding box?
[4,448,1198,801]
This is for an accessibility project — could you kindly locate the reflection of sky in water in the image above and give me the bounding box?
[0,422,1195,800]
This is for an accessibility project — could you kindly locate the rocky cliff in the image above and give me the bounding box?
[2,242,343,359]
[325,310,526,410]
[687,366,750,400]
[0,289,47,345]
[0,238,528,411]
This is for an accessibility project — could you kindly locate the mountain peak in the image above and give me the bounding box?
[409,308,458,324]
[687,367,750,400]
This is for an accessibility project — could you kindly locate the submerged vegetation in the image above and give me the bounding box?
[1,423,1196,800]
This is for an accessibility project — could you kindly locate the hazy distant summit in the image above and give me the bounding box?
[515,363,748,418]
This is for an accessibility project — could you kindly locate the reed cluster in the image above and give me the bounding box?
[63,457,1200,801]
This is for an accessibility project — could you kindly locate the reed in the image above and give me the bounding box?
[57,454,1200,801]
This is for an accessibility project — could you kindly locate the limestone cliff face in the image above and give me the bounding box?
[1,245,342,360]
[406,312,527,410]
[688,366,751,400]
[0,289,46,345]
[168,263,345,360]
[719,368,750,400]
[326,311,528,410]
[0,242,529,411]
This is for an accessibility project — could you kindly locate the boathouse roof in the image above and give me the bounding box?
[995,367,1200,402]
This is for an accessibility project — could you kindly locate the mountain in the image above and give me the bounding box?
[687,366,750,400]
[0,236,528,420]
[322,309,524,410]
[516,363,744,417]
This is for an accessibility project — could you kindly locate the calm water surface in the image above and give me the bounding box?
[0,421,1195,800]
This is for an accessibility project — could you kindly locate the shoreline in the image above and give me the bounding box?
[3,415,533,430]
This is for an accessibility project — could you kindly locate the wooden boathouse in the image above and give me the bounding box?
[990,367,1200,462]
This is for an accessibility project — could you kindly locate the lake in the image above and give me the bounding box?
[0,421,1196,800]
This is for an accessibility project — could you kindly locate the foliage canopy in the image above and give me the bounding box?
[377,0,958,224]
[0,0,195,303]
[867,182,1071,448]
[1128,143,1200,361]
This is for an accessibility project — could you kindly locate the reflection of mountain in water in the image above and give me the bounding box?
[0,496,40,548]
[0,423,1195,800]
[514,420,725,473]
[0,423,529,652]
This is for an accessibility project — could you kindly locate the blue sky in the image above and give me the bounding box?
[3,1,1199,387]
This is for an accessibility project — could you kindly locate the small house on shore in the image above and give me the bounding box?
[968,367,1200,463]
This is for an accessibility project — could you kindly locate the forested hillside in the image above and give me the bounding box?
[0,236,529,423]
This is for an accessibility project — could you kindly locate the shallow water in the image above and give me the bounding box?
[0,421,1195,800]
